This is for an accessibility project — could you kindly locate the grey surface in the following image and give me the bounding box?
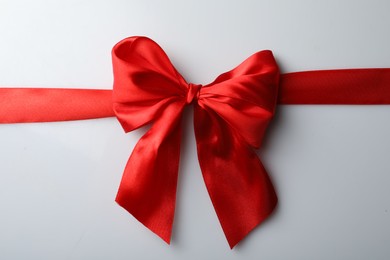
[0,0,389,259]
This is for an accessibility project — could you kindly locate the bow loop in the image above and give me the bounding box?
[198,50,279,148]
[112,36,188,132]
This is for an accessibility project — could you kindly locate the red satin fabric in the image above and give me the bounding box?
[1,36,390,249]
[0,88,114,122]
[279,69,390,104]
[112,36,280,248]
[2,70,390,123]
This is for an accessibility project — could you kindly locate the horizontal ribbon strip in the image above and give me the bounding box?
[1,69,390,123]
[0,88,114,123]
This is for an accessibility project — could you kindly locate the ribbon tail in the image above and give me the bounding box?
[194,106,277,248]
[115,103,185,244]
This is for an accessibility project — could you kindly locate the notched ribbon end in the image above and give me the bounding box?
[226,185,278,250]
[115,193,174,245]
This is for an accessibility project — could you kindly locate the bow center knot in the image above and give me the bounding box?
[186,83,202,104]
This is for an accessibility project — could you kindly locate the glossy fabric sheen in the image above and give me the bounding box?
[1,36,390,249]
[279,69,390,104]
[112,37,280,248]
[0,88,114,123]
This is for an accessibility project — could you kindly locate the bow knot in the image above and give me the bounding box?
[111,36,280,248]
[186,83,202,104]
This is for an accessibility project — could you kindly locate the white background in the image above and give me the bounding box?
[1,0,390,259]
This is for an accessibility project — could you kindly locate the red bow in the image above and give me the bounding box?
[112,36,280,248]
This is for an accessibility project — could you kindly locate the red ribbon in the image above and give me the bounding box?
[1,36,390,248]
[112,36,280,248]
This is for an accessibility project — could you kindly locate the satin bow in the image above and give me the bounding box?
[112,36,280,248]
